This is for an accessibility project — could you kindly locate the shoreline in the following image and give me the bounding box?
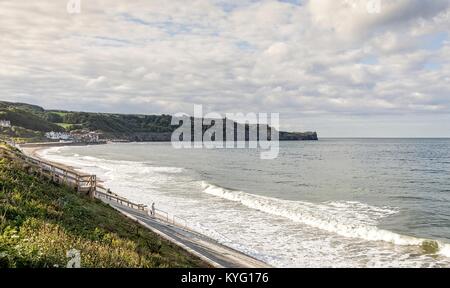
[21,145,80,175]
[0,144,209,268]
[19,142,271,268]
[12,141,450,267]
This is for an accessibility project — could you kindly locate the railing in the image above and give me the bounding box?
[1,145,192,233]
[153,209,188,229]
[95,188,147,211]
[1,146,96,196]
[95,190,189,229]
[173,215,188,229]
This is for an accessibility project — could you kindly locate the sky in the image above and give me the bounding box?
[0,0,449,137]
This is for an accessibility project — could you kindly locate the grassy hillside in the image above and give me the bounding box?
[0,109,63,132]
[0,100,318,141]
[0,101,175,140]
[0,145,207,268]
[60,112,173,135]
[0,102,65,143]
[0,101,45,115]
[0,126,46,143]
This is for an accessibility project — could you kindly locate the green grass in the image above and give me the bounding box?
[55,123,73,129]
[50,112,68,117]
[0,109,63,133]
[1,100,318,142]
[0,146,208,268]
[0,127,49,144]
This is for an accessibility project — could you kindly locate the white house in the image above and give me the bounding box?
[45,131,73,141]
[0,120,11,128]
[87,131,100,143]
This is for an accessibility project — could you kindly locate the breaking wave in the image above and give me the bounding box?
[201,181,450,257]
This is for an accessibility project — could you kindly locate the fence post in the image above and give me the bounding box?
[75,175,79,192]
[89,175,96,199]
[92,175,97,195]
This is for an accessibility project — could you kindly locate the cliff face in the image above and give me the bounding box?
[120,131,318,142]
[279,131,318,141]
[126,132,173,142]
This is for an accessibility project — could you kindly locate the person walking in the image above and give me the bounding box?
[151,202,155,218]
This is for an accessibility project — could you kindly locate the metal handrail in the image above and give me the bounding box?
[95,189,191,231]
[173,215,188,229]
[155,208,169,222]
[95,190,147,211]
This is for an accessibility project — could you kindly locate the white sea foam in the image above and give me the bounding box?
[38,148,183,174]
[38,146,64,157]
[440,244,450,257]
[201,181,450,256]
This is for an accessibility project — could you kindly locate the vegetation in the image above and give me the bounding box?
[0,145,207,268]
[0,101,175,140]
[0,109,63,133]
[0,126,48,144]
[0,100,318,141]
[61,112,174,135]
[55,123,77,130]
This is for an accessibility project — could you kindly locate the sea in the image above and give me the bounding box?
[38,138,450,267]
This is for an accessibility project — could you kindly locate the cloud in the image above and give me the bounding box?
[86,76,107,88]
[308,0,449,40]
[0,0,449,136]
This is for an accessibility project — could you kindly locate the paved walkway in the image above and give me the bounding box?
[102,199,271,268]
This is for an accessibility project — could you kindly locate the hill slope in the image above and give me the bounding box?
[0,144,207,268]
[0,100,318,141]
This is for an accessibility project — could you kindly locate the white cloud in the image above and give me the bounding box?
[86,76,107,88]
[0,0,449,136]
[308,0,449,40]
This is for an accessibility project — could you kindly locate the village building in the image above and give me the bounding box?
[0,120,11,128]
[70,130,102,143]
[45,131,73,141]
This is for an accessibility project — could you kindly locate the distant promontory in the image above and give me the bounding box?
[0,101,318,143]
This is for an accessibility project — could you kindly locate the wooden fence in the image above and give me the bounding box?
[1,146,96,197]
[0,145,190,230]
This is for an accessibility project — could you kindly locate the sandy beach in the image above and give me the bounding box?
[20,143,98,171]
